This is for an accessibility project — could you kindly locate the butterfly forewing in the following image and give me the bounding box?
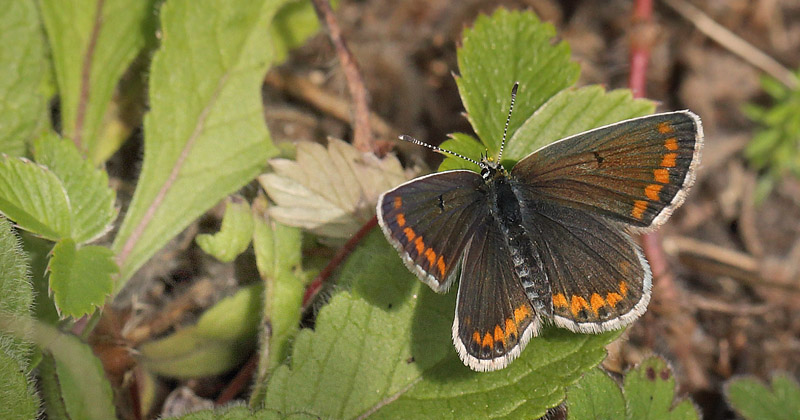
[454,218,539,371]
[377,170,489,292]
[511,111,702,229]
[517,201,651,332]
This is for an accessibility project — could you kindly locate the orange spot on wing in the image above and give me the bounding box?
[590,293,605,316]
[619,281,628,296]
[665,137,678,151]
[393,196,402,209]
[661,153,677,168]
[654,168,669,183]
[482,332,494,349]
[437,255,446,277]
[645,184,663,201]
[553,293,568,308]
[494,325,504,343]
[658,122,674,134]
[396,213,406,227]
[570,295,588,317]
[414,237,425,254]
[504,318,518,340]
[472,331,481,345]
[514,305,531,323]
[424,248,436,267]
[403,227,416,242]
[632,200,648,219]
[606,292,623,307]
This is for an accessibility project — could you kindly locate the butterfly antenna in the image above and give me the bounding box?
[497,82,519,164]
[399,135,484,168]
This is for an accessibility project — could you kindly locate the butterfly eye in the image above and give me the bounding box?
[480,167,491,179]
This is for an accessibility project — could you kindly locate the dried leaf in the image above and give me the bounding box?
[260,138,411,239]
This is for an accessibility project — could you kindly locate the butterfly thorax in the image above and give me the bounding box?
[484,164,553,317]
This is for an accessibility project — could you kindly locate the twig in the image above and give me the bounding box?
[311,0,375,153]
[663,0,798,89]
[663,236,800,292]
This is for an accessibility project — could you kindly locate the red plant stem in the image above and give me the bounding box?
[302,216,379,307]
[629,0,653,98]
[310,0,375,153]
[215,353,258,405]
[630,0,675,299]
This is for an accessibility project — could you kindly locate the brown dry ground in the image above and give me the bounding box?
[121,1,800,418]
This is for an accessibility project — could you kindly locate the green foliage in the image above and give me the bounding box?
[0,0,324,417]
[743,69,800,201]
[48,238,117,318]
[0,0,48,158]
[0,315,116,420]
[567,356,699,419]
[250,197,305,404]
[725,373,800,420]
[32,133,117,243]
[111,0,284,287]
[455,9,579,158]
[38,0,157,164]
[138,283,263,378]
[196,197,255,262]
[0,217,40,420]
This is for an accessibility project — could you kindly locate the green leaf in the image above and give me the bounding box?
[48,238,117,317]
[0,217,35,370]
[455,8,579,157]
[623,356,699,419]
[112,0,284,287]
[250,197,304,403]
[0,0,48,157]
[0,155,72,241]
[165,404,318,420]
[504,86,655,164]
[138,283,262,378]
[0,315,116,420]
[726,373,800,420]
[33,132,117,244]
[38,0,157,164]
[566,368,626,419]
[20,233,60,325]
[196,197,254,262]
[260,231,617,419]
[567,357,699,419]
[0,350,38,420]
[0,217,39,420]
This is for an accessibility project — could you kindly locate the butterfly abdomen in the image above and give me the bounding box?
[487,173,551,316]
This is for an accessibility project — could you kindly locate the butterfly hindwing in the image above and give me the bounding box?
[377,170,489,292]
[518,200,651,332]
[453,217,540,371]
[511,111,702,230]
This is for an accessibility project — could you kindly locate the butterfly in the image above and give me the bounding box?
[376,83,703,371]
